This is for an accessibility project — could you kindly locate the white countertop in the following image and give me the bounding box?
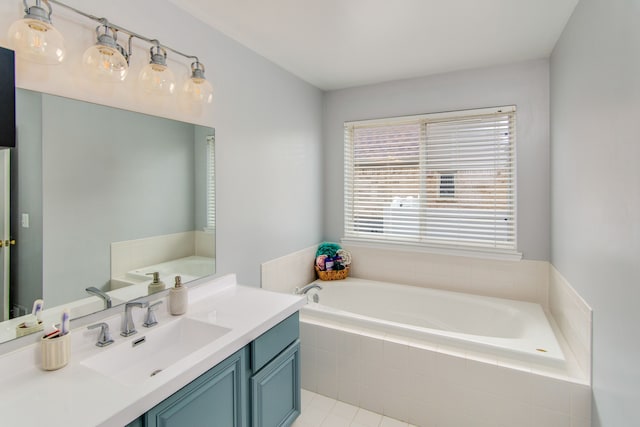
[0,274,305,427]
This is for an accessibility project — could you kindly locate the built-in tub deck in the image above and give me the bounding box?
[299,277,590,425]
[302,277,565,369]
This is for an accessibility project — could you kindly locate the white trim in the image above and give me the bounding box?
[346,105,516,127]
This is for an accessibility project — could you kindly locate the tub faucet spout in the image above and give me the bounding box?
[295,283,323,295]
[85,286,112,309]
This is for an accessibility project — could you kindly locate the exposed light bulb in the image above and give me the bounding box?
[8,18,65,64]
[82,28,128,82]
[8,2,213,113]
[139,63,176,95]
[138,46,176,96]
[183,72,213,105]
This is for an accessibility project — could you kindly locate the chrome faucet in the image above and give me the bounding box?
[121,301,149,337]
[85,286,112,309]
[87,322,114,347]
[294,283,323,295]
[143,301,163,328]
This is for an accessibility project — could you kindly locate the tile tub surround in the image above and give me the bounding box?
[195,230,216,258]
[261,243,549,306]
[260,249,593,425]
[111,231,215,281]
[342,244,550,307]
[549,266,592,381]
[261,244,318,293]
[300,320,591,427]
[261,244,592,378]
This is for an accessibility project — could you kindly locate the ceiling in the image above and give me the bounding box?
[169,0,579,91]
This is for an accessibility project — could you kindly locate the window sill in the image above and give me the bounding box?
[340,238,523,262]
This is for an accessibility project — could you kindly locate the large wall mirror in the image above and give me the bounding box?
[0,89,215,344]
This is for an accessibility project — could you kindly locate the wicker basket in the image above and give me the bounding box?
[315,266,349,281]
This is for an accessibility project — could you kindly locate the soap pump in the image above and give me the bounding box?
[169,275,188,315]
[146,271,166,295]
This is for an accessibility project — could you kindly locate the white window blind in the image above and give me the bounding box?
[205,135,215,232]
[344,106,517,254]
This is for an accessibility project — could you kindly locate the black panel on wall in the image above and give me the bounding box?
[0,47,16,148]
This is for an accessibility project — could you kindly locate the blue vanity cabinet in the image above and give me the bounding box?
[125,312,300,427]
[250,313,301,427]
[250,340,300,427]
[126,418,143,427]
[145,346,250,427]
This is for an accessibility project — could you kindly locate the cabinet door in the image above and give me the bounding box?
[251,340,300,427]
[146,347,248,427]
[125,417,143,427]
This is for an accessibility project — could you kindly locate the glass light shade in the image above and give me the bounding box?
[183,76,213,104]
[138,63,176,96]
[82,44,128,82]
[7,18,65,64]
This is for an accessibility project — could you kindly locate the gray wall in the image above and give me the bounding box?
[115,0,324,287]
[42,94,197,306]
[550,0,640,425]
[212,58,323,286]
[0,0,325,289]
[322,60,551,260]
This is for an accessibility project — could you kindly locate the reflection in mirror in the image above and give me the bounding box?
[0,89,215,344]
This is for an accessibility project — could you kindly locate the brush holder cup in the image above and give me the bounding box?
[41,333,71,371]
[15,321,44,338]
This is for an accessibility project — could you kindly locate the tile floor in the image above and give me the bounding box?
[294,389,417,427]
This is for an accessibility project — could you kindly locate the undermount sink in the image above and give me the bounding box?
[81,318,231,386]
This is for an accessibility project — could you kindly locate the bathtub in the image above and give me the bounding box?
[301,277,565,368]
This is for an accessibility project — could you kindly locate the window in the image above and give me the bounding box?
[439,173,455,198]
[205,135,215,232]
[344,106,517,255]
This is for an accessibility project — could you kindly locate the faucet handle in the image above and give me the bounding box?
[87,322,114,347]
[143,301,163,328]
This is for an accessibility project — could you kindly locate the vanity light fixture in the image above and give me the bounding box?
[138,44,176,96]
[82,24,129,82]
[183,61,214,105]
[7,0,66,64]
[8,0,214,106]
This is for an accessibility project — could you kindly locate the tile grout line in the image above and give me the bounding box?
[300,389,411,427]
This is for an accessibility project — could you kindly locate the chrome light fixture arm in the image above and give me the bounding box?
[47,0,201,65]
[14,0,213,103]
[22,0,53,23]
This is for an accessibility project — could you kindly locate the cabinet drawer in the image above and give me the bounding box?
[251,312,299,372]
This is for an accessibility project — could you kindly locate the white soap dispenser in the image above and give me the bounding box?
[169,275,188,315]
[147,271,166,295]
